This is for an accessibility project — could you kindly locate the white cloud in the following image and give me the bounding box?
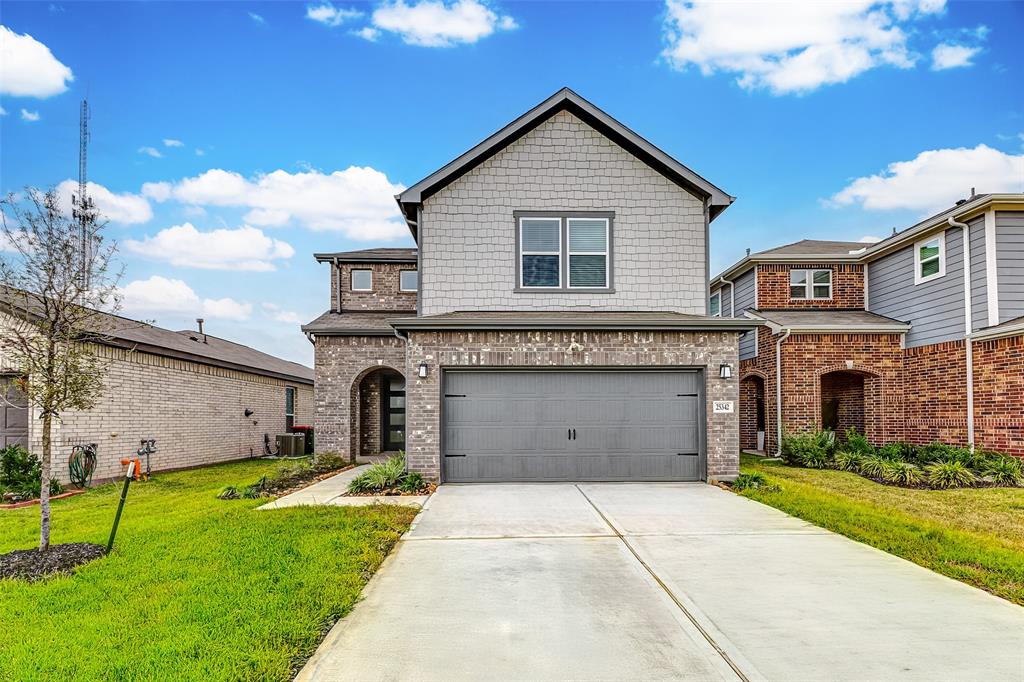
[56,179,153,224]
[163,138,184,147]
[306,2,363,27]
[121,275,252,321]
[248,12,266,24]
[141,181,172,202]
[829,144,1024,213]
[0,25,74,97]
[262,302,304,324]
[661,0,946,95]
[168,166,408,240]
[353,26,382,41]
[123,223,295,272]
[931,42,981,70]
[138,146,163,158]
[369,0,517,47]
[858,235,883,243]
[20,108,40,122]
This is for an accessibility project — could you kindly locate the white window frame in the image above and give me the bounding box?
[789,268,832,300]
[399,269,418,292]
[913,233,946,285]
[351,269,373,291]
[519,217,562,289]
[710,291,721,317]
[567,217,610,289]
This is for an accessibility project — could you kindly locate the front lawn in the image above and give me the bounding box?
[738,454,1024,605]
[0,458,418,681]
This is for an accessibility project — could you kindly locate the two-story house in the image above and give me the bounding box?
[302,88,757,483]
[711,193,1024,457]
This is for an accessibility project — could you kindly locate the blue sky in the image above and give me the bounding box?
[2,0,1022,366]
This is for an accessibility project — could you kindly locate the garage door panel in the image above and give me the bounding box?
[443,370,704,482]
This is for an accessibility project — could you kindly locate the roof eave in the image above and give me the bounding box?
[389,316,762,333]
[972,321,1024,342]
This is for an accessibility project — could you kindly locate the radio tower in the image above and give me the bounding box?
[71,99,95,291]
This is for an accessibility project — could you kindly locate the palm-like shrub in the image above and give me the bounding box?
[983,456,1024,487]
[858,455,889,479]
[833,451,863,472]
[781,431,834,468]
[925,460,976,489]
[347,453,423,493]
[881,461,923,486]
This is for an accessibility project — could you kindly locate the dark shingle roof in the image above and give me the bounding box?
[313,248,417,263]
[750,309,909,331]
[301,311,406,336]
[758,240,868,256]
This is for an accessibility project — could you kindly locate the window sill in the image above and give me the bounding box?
[514,287,616,294]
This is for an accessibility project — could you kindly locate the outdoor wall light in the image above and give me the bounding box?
[418,361,429,378]
[719,363,733,380]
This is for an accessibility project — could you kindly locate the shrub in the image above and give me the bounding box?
[858,455,890,479]
[832,451,863,472]
[347,472,373,494]
[983,456,1024,487]
[926,460,976,489]
[399,472,427,493]
[731,472,779,492]
[349,453,408,493]
[217,486,239,500]
[843,427,874,456]
[878,442,915,462]
[781,431,834,468]
[313,452,347,471]
[0,445,62,498]
[881,461,924,486]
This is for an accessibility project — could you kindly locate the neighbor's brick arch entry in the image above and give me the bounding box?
[739,369,767,451]
[350,364,405,459]
[815,364,882,444]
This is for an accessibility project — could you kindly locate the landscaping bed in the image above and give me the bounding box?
[736,453,1024,606]
[0,542,105,581]
[344,454,433,497]
[0,458,417,680]
[217,454,352,500]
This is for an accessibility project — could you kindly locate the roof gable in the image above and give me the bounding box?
[396,87,734,238]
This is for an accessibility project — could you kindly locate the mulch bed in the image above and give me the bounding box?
[0,542,106,581]
[345,483,437,497]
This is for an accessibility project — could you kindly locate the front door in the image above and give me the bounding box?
[381,372,406,452]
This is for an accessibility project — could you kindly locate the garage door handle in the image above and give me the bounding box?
[572,429,576,440]
[567,428,571,440]
[676,452,698,456]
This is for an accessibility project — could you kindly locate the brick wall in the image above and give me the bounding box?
[972,334,1024,456]
[333,262,417,313]
[404,329,741,482]
[30,343,313,482]
[756,263,864,309]
[420,109,708,315]
[358,371,383,456]
[902,341,969,447]
[313,334,406,459]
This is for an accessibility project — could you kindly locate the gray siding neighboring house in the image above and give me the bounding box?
[996,211,1024,323]
[418,110,708,316]
[711,268,756,359]
[970,216,988,332]
[868,225,967,348]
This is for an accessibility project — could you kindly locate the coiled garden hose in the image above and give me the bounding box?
[69,444,98,488]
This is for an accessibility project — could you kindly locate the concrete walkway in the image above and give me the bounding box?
[256,465,430,510]
[299,483,1024,681]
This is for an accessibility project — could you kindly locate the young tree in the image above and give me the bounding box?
[0,188,123,551]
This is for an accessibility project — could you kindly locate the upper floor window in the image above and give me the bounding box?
[351,269,372,291]
[517,213,612,291]
[790,269,832,300]
[914,234,945,284]
[710,291,721,317]
[400,270,418,292]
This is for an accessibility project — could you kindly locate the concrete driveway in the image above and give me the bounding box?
[298,483,1024,681]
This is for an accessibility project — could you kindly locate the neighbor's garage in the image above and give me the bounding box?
[442,369,704,482]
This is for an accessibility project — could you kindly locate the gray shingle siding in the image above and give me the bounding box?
[419,110,707,315]
[996,211,1024,323]
[969,216,988,332]
[868,226,966,347]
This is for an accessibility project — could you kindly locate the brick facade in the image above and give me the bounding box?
[30,343,313,483]
[903,341,969,447]
[971,334,1024,455]
[403,329,742,482]
[332,261,417,313]
[756,263,865,309]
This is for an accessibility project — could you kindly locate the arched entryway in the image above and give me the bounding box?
[740,373,766,453]
[820,368,880,443]
[350,366,406,461]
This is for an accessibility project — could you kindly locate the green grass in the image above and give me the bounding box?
[0,458,418,681]
[738,454,1024,605]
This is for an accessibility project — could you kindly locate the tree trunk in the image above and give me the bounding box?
[39,410,52,552]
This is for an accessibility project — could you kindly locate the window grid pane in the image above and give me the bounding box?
[400,270,418,291]
[921,258,940,278]
[569,254,607,288]
[522,255,560,287]
[710,294,720,316]
[351,270,372,290]
[790,285,808,299]
[521,219,560,252]
[568,219,607,252]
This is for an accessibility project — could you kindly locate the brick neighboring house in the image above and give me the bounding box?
[0,309,314,482]
[303,88,758,483]
[711,194,1024,456]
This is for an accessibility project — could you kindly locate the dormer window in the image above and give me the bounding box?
[790,269,832,300]
[351,269,372,291]
[516,212,613,291]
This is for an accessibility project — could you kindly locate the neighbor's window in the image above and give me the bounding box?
[400,270,418,292]
[285,387,295,430]
[519,217,561,288]
[914,234,945,284]
[710,291,721,317]
[790,269,832,299]
[351,269,372,291]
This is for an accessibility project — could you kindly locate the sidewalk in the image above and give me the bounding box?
[257,465,430,510]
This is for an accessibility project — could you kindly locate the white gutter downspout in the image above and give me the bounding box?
[949,215,975,451]
[718,276,735,317]
[775,328,791,456]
